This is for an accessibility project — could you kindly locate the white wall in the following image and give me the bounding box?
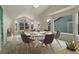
[3,8,13,44]
[59,33,74,41]
[59,32,79,42]
[36,15,48,31]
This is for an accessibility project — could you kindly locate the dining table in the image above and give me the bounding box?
[25,31,53,47]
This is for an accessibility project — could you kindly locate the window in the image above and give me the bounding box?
[25,23,29,29]
[19,22,29,30]
[54,15,73,33]
[31,24,34,30]
[19,23,24,30]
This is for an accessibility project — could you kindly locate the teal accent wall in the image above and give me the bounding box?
[78,13,79,34]
[54,15,73,33]
[0,6,4,46]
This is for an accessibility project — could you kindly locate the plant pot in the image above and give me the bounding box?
[66,47,76,51]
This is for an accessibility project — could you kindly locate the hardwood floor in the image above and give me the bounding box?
[0,35,66,54]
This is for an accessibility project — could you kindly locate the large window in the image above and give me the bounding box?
[19,22,24,30]
[54,15,73,33]
[19,22,29,30]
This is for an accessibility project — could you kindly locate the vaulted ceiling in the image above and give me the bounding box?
[3,5,69,20]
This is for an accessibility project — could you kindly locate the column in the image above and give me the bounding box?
[52,19,54,32]
[50,19,54,32]
[72,10,78,40]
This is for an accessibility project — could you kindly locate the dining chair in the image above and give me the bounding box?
[21,32,34,53]
[55,31,62,48]
[40,34,54,48]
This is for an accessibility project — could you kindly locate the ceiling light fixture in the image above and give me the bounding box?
[33,5,40,8]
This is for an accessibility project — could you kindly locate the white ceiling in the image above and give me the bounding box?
[3,5,49,19]
[3,5,69,20]
[40,5,69,16]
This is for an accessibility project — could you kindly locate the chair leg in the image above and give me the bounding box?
[31,42,34,48]
[56,39,62,48]
[28,43,31,48]
[49,44,54,50]
[49,44,55,53]
[26,44,29,54]
[49,44,52,48]
[45,44,48,49]
[40,43,43,47]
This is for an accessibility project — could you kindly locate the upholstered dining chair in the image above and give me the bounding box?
[55,31,62,48]
[21,32,34,53]
[40,34,54,48]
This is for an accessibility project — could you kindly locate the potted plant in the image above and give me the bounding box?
[66,41,78,51]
